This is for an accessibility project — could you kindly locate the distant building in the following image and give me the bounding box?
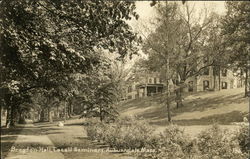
[184,67,242,92]
[123,67,243,100]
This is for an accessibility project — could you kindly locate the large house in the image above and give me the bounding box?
[123,66,243,100]
[124,72,165,100]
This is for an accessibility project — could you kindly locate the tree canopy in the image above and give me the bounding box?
[0,0,140,126]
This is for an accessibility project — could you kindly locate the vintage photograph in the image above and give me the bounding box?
[1,0,249,159]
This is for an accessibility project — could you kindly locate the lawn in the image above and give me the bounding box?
[1,88,247,159]
[118,88,248,125]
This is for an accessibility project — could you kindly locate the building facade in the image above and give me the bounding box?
[124,72,165,100]
[124,67,242,100]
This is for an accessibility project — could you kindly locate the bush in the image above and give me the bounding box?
[235,125,249,153]
[138,124,248,159]
[85,118,107,141]
[137,124,201,159]
[85,116,154,149]
[105,116,154,149]
[85,119,247,159]
[196,124,245,159]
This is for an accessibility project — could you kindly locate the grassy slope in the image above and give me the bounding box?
[118,88,248,126]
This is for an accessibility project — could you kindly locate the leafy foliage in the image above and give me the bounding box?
[86,118,248,159]
[221,1,250,96]
[85,116,154,149]
[196,124,246,159]
[235,125,249,153]
[0,0,140,125]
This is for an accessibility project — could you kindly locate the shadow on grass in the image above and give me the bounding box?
[149,111,247,126]
[64,123,84,126]
[1,125,25,158]
[120,90,246,126]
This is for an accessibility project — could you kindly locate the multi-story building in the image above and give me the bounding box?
[124,72,166,100]
[185,67,242,92]
[124,67,242,100]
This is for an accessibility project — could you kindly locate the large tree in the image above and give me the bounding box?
[221,1,250,97]
[0,0,140,126]
[142,2,216,112]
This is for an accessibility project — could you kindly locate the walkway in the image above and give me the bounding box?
[4,121,64,159]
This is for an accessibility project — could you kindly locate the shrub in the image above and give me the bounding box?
[85,116,154,149]
[235,125,249,154]
[85,119,247,159]
[85,118,107,141]
[196,124,245,159]
[137,125,202,159]
[104,116,154,149]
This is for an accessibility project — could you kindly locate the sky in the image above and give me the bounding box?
[129,1,226,31]
[125,1,227,69]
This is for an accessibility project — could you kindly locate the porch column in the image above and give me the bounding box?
[145,86,147,97]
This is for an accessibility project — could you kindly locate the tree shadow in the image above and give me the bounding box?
[122,91,247,125]
[148,111,247,126]
[1,125,25,158]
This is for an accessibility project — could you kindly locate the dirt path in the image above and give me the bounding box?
[4,122,64,159]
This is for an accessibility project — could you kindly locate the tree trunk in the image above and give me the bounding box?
[56,105,59,118]
[18,111,26,124]
[40,108,45,122]
[5,106,11,128]
[71,103,74,116]
[67,103,72,118]
[99,105,103,122]
[166,57,171,122]
[64,100,67,122]
[48,107,53,123]
[244,68,249,97]
[166,83,171,122]
[38,110,41,121]
[218,66,221,90]
[175,80,184,109]
[213,66,216,90]
[5,94,11,127]
[9,104,16,127]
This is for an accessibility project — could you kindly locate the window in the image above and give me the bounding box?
[188,81,194,92]
[222,69,227,77]
[213,67,219,76]
[149,78,152,84]
[203,68,209,75]
[154,78,157,84]
[203,80,209,91]
[222,82,227,89]
[128,86,132,93]
[159,78,163,83]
